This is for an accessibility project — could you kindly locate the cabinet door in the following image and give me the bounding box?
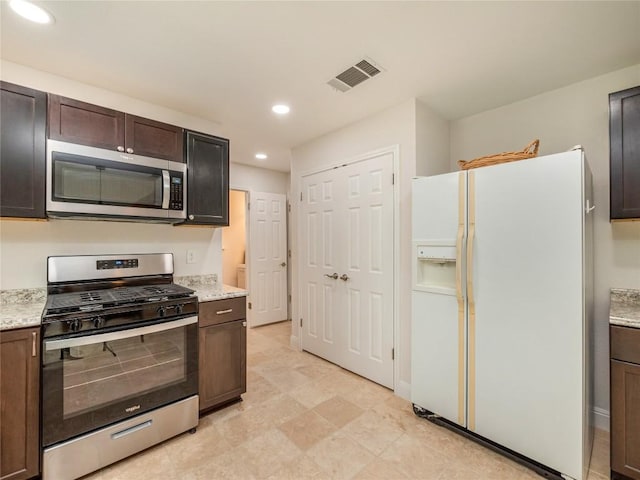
[125,114,183,163]
[610,86,640,219]
[48,94,125,151]
[199,319,246,412]
[0,328,40,480]
[611,359,640,480]
[185,131,229,225]
[0,82,46,218]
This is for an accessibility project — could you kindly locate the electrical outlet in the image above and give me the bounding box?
[186,250,196,264]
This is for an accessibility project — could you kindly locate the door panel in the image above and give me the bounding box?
[301,153,394,389]
[248,192,288,327]
[471,152,584,479]
[411,172,466,426]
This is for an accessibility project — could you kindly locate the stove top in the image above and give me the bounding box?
[42,254,199,338]
[45,284,195,314]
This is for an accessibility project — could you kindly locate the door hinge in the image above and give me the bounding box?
[247,202,250,210]
[300,192,303,201]
[288,202,291,213]
[248,302,252,310]
[300,318,303,327]
[288,294,292,303]
[392,173,395,185]
[391,348,395,360]
[288,249,291,258]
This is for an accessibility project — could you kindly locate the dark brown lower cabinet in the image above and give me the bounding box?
[0,327,40,480]
[199,297,247,413]
[611,325,640,480]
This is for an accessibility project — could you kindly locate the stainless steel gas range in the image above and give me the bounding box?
[40,253,199,480]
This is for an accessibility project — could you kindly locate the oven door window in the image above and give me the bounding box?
[42,317,198,447]
[52,152,163,208]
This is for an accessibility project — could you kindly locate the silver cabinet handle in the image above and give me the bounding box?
[189,214,194,220]
[324,273,338,280]
[117,146,125,152]
[242,321,247,327]
[32,331,37,357]
[340,274,349,281]
[126,147,134,154]
[216,309,233,315]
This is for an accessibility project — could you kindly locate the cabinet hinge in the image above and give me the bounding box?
[300,192,303,202]
[288,202,291,213]
[300,318,303,327]
[248,302,252,310]
[288,249,291,258]
[392,173,395,185]
[247,202,250,211]
[391,348,395,360]
[288,294,292,303]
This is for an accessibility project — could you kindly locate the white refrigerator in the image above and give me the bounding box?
[411,150,594,480]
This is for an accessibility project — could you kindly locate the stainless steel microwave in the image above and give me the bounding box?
[46,140,186,223]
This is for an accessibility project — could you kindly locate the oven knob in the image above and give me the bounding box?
[68,318,82,332]
[176,304,184,315]
[93,316,105,328]
[158,306,166,317]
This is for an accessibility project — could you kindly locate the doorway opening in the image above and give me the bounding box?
[222,190,247,288]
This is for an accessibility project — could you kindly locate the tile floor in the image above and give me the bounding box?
[83,320,611,480]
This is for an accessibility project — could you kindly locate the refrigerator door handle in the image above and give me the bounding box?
[467,170,477,431]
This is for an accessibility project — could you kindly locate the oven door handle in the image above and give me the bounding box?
[44,316,197,351]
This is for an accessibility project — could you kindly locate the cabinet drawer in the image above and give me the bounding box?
[199,297,246,327]
[611,325,640,364]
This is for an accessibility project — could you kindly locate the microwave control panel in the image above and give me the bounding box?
[170,174,184,210]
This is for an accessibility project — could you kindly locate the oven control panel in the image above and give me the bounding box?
[97,259,139,270]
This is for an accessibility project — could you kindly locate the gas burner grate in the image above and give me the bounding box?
[79,292,103,302]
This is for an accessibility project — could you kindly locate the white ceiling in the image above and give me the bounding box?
[1,1,639,172]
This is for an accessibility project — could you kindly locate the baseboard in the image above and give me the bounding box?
[290,334,300,350]
[593,407,610,432]
[394,380,411,401]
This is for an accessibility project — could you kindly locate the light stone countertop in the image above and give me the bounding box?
[174,275,248,302]
[0,288,46,331]
[610,288,640,329]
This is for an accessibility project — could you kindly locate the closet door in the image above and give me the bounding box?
[300,152,395,389]
[300,168,342,361]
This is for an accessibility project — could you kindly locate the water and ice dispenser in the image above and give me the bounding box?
[413,243,457,293]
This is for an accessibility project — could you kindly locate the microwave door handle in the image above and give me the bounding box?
[162,170,170,209]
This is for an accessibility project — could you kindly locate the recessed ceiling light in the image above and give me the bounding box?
[255,153,268,160]
[9,0,54,24]
[272,104,290,115]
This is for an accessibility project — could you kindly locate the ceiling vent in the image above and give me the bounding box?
[327,58,382,93]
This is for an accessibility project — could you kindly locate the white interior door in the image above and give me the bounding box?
[248,192,288,327]
[300,152,395,388]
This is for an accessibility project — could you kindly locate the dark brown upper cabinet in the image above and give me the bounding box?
[0,82,47,219]
[48,94,184,163]
[610,86,640,220]
[184,131,229,226]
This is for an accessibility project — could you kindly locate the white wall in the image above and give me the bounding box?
[229,163,289,194]
[416,99,451,177]
[450,64,640,428]
[0,61,289,290]
[290,98,449,397]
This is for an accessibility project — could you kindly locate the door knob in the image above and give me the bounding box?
[280,262,286,267]
[340,274,350,281]
[117,146,125,152]
[126,147,134,154]
[324,273,338,280]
